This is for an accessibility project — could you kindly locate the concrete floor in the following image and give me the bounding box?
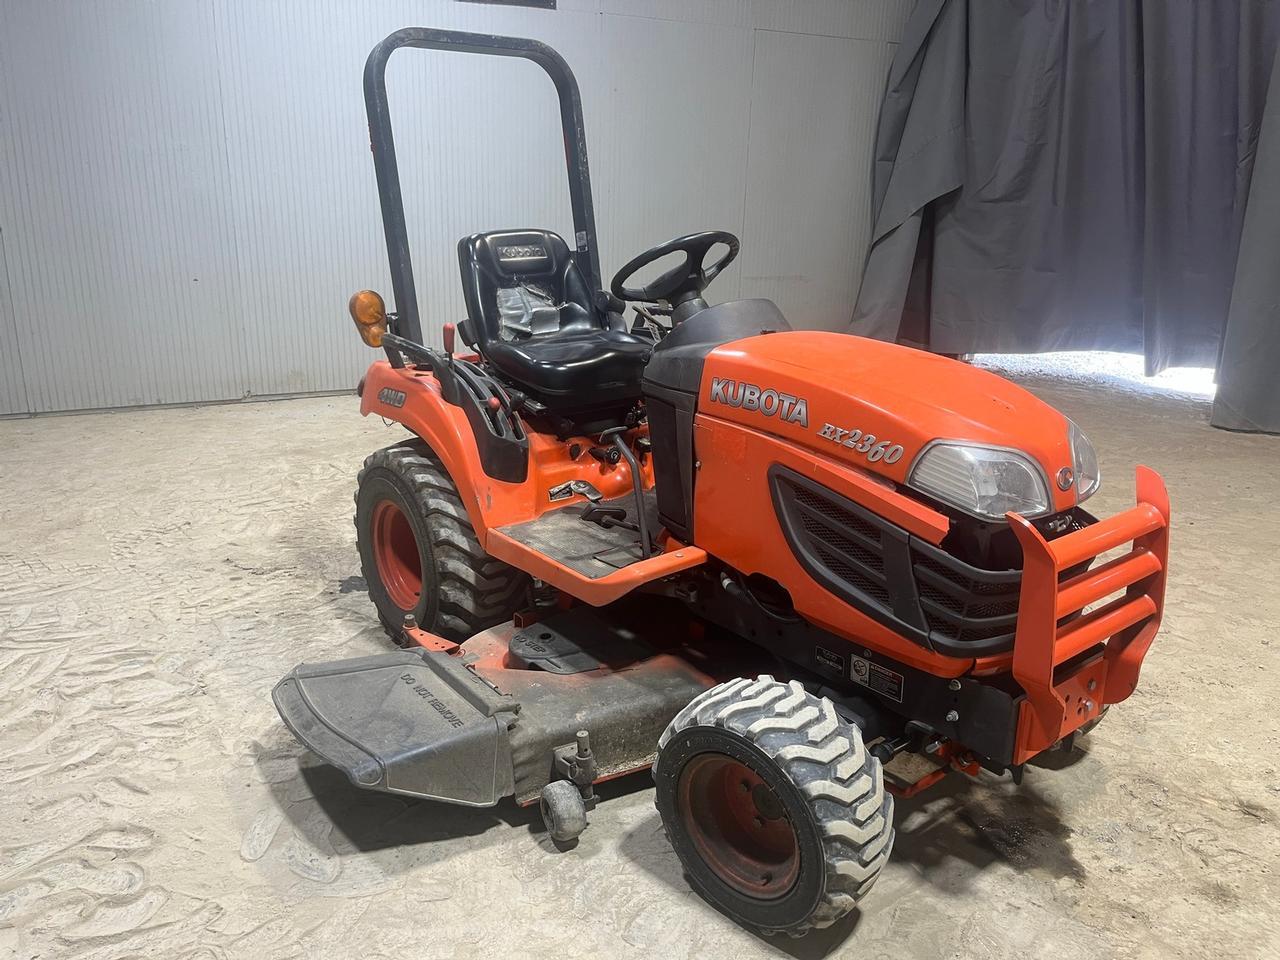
[1,372,1277,960]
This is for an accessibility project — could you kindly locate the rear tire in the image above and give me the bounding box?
[355,440,529,642]
[654,676,894,936]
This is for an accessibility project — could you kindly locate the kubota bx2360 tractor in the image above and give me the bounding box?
[273,28,1171,935]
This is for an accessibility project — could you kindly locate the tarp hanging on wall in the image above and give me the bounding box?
[1212,47,1280,434]
[853,0,1280,380]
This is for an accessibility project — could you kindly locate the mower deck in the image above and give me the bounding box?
[275,608,720,807]
[274,647,518,806]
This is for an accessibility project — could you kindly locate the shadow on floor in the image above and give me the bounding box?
[253,734,654,870]
[616,756,1090,958]
[254,716,1087,919]
[615,809,864,960]
[888,765,1087,887]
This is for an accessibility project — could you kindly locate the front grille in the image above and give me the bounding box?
[782,479,895,611]
[909,544,1020,647]
[769,466,1077,656]
[788,486,892,607]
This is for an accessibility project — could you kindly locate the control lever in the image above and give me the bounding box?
[630,303,672,340]
[598,427,652,560]
[580,505,638,532]
[442,322,458,382]
[568,480,602,503]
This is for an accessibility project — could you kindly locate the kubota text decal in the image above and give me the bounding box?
[708,377,809,427]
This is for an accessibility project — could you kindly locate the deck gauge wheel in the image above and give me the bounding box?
[540,780,588,844]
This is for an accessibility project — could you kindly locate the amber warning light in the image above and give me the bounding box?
[349,290,387,347]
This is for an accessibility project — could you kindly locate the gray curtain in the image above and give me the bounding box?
[1213,46,1280,433]
[853,0,1280,431]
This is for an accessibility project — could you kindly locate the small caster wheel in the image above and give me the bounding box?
[540,779,588,845]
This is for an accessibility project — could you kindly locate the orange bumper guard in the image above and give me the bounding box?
[1006,466,1171,764]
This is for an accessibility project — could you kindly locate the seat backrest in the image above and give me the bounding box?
[457,230,600,351]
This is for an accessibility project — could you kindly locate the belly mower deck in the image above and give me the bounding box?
[274,608,719,806]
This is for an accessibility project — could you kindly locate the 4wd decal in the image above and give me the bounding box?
[708,377,809,427]
[817,423,904,464]
[378,387,407,408]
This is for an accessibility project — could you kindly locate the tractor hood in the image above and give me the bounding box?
[698,331,1082,517]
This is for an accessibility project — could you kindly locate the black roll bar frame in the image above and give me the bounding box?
[363,27,602,346]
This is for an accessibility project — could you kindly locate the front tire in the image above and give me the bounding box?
[354,441,529,642]
[654,676,894,936]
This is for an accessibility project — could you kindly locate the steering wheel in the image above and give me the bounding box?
[610,231,740,304]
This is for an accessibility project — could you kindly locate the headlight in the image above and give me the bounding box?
[908,443,1051,520]
[1069,421,1100,502]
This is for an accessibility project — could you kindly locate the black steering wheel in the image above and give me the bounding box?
[610,230,740,304]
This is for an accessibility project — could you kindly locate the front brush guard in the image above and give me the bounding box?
[1006,466,1171,763]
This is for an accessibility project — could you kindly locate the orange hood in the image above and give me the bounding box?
[699,331,1080,515]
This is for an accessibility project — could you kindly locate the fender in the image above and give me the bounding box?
[359,360,650,544]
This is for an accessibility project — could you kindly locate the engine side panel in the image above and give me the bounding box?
[691,413,971,677]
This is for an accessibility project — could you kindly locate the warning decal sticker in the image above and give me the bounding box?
[849,655,904,703]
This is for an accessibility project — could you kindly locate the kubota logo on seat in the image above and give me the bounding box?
[708,377,808,427]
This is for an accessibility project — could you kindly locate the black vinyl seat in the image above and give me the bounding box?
[457,230,651,410]
[484,330,654,402]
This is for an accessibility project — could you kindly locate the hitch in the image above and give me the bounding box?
[881,736,982,799]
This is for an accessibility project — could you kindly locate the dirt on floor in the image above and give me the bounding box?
[1,373,1277,960]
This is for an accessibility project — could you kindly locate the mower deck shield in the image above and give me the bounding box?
[1007,466,1171,762]
[274,616,723,808]
[273,650,518,806]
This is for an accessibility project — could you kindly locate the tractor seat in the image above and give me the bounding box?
[458,230,651,409]
[483,330,652,403]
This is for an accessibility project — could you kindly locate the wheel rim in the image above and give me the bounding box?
[370,499,422,610]
[678,753,800,899]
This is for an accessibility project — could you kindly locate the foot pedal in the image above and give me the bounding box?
[580,504,636,531]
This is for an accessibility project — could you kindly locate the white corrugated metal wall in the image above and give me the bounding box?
[0,0,907,416]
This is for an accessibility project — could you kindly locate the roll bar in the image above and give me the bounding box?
[363,27,602,345]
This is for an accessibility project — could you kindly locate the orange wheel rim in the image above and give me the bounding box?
[678,753,800,899]
[371,499,422,610]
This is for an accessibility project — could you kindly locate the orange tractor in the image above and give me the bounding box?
[274,27,1171,935]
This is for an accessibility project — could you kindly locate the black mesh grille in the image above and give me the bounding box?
[801,516,881,574]
[911,547,1020,644]
[792,487,882,543]
[772,468,1026,654]
[783,480,890,607]
[816,544,892,606]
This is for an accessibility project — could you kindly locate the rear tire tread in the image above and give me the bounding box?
[356,440,529,640]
